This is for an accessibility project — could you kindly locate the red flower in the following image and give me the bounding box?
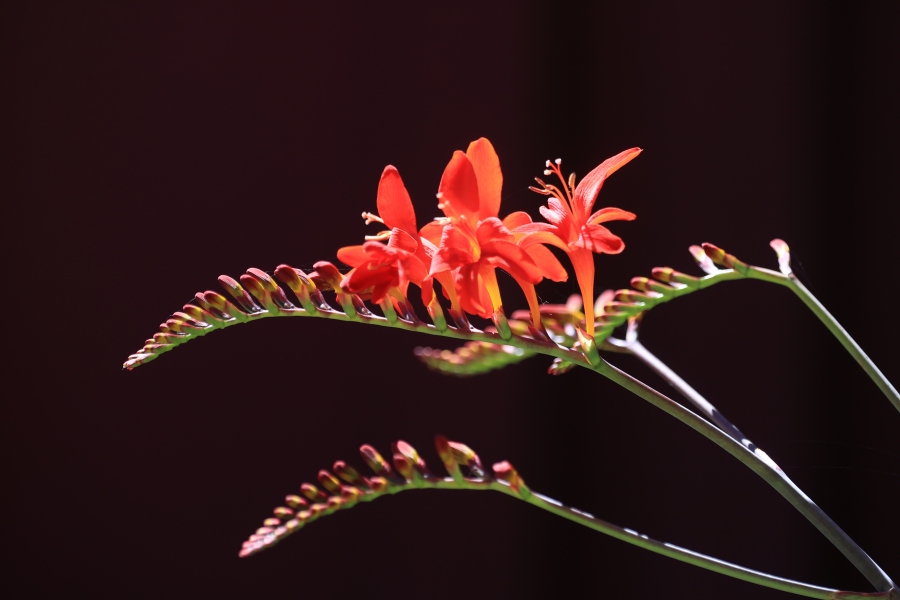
[515,148,640,335]
[425,138,567,329]
[336,166,431,305]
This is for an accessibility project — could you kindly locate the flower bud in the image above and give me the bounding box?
[317,470,342,494]
[359,445,393,477]
[284,495,308,509]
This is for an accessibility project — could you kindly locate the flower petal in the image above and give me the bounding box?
[387,227,418,253]
[573,148,641,221]
[475,217,513,246]
[430,225,477,275]
[377,166,418,236]
[418,221,444,246]
[538,197,570,226]
[336,244,371,267]
[514,228,570,252]
[575,224,626,254]
[588,207,637,225]
[466,138,503,221]
[482,240,542,284]
[502,211,532,230]
[525,244,568,282]
[438,151,480,219]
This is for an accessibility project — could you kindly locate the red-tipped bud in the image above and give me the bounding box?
[263,518,281,527]
[368,477,389,493]
[447,441,484,476]
[701,243,747,272]
[630,277,675,295]
[246,267,279,292]
[360,445,393,477]
[284,495,308,509]
[317,470,342,494]
[218,275,261,313]
[239,273,270,305]
[391,454,414,480]
[434,435,460,478]
[300,483,328,502]
[333,461,363,485]
[651,267,699,286]
[493,461,528,495]
[394,441,429,476]
[273,507,294,519]
[340,485,361,502]
[311,261,344,291]
[689,245,718,274]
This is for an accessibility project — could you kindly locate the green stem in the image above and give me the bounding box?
[588,358,896,593]
[785,275,900,414]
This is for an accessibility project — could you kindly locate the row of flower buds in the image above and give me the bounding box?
[239,437,529,558]
[124,260,440,370]
[416,241,794,377]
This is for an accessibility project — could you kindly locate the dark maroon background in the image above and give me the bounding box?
[4,2,899,599]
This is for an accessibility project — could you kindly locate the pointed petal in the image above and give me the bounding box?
[377,165,417,235]
[525,244,568,282]
[539,197,570,226]
[573,148,641,220]
[475,217,513,246]
[398,254,429,287]
[387,227,418,253]
[482,240,543,284]
[418,221,444,246]
[502,211,532,230]
[588,207,637,225]
[466,138,503,220]
[574,224,625,254]
[336,244,371,267]
[438,151,480,219]
[457,264,491,317]
[430,225,476,275]
[515,229,570,252]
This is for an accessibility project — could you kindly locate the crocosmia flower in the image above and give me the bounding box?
[337,166,432,305]
[425,138,567,331]
[516,148,640,335]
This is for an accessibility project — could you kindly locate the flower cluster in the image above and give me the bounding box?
[336,137,640,338]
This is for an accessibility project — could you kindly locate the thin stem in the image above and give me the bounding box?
[785,275,900,414]
[589,358,897,593]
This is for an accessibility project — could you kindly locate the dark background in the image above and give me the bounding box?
[4,2,899,598]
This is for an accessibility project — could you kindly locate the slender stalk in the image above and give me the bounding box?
[589,358,897,593]
[785,275,900,414]
[520,489,887,600]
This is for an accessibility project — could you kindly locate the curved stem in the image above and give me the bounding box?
[520,488,889,600]
[785,275,900,414]
[588,358,896,593]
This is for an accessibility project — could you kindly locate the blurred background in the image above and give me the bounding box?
[4,2,898,598]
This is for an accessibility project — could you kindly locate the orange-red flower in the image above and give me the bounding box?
[337,166,432,305]
[515,148,641,335]
[425,138,567,330]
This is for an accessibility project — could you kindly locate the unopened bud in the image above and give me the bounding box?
[317,470,342,494]
[273,507,294,519]
[392,454,414,480]
[769,239,792,275]
[689,245,718,274]
[493,461,529,496]
[218,275,261,313]
[300,483,328,502]
[333,461,363,485]
[284,495,308,509]
[263,518,281,527]
[576,328,601,365]
[360,445,393,477]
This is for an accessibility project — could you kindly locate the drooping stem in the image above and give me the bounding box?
[588,358,897,593]
[519,488,888,600]
[785,275,900,414]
